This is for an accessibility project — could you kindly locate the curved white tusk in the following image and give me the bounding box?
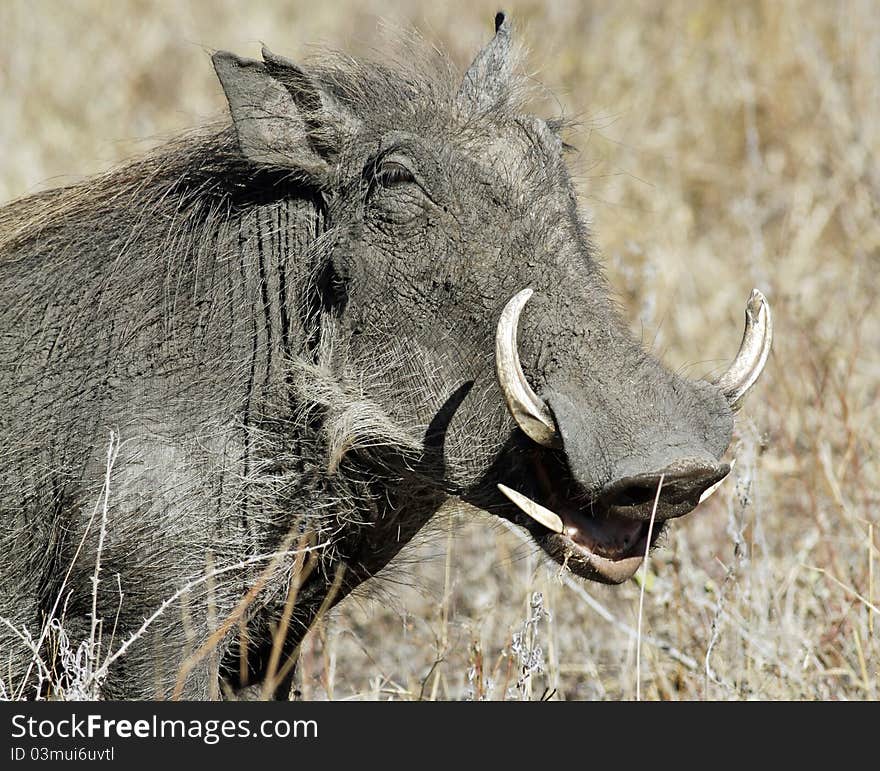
[497,483,564,533]
[495,289,560,447]
[715,289,773,411]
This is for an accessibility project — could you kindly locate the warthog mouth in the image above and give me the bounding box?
[497,452,732,584]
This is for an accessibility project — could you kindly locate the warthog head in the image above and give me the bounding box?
[215,12,771,585]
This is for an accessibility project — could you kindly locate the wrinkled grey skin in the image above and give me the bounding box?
[0,14,732,699]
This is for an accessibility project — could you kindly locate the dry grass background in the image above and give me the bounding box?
[1,0,877,700]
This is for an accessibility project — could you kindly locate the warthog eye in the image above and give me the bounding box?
[363,153,431,224]
[374,160,416,188]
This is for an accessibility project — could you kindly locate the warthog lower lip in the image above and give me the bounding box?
[497,483,652,583]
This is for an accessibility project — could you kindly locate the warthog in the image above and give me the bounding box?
[0,13,771,699]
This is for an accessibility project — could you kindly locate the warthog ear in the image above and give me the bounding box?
[212,48,357,180]
[458,11,512,111]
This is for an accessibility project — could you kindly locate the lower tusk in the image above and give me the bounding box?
[698,459,736,504]
[497,483,564,533]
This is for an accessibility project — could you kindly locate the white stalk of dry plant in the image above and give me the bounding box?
[86,431,121,696]
[636,474,663,701]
